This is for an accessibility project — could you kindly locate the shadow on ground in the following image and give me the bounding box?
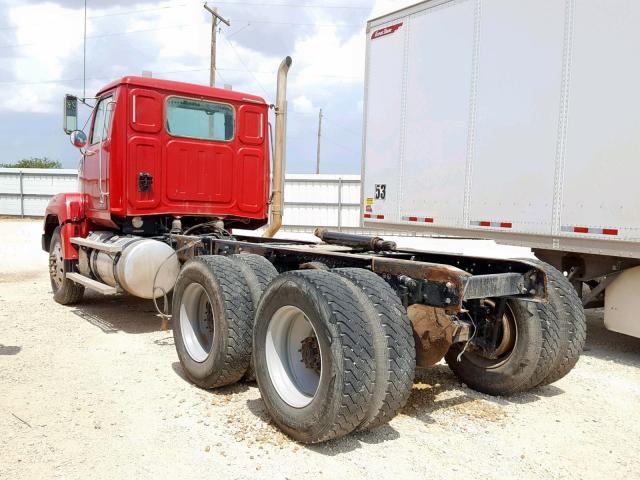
[70,291,171,334]
[163,308,634,455]
[0,344,21,355]
[581,309,640,368]
[241,362,566,455]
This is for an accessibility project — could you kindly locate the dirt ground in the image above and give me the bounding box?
[1,218,639,480]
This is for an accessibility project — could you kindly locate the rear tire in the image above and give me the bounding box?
[229,254,278,382]
[253,270,375,443]
[49,226,84,305]
[172,256,253,389]
[527,259,586,385]
[333,268,415,430]
[445,298,561,395]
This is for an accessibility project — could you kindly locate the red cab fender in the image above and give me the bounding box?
[42,193,89,260]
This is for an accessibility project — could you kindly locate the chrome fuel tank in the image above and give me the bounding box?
[79,232,180,299]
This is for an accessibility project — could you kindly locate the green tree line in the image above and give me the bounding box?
[0,157,62,169]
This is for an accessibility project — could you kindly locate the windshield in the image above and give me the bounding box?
[165,97,234,142]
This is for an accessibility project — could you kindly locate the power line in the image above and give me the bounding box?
[0,66,220,87]
[201,1,370,10]
[0,3,364,33]
[0,3,190,32]
[0,66,360,87]
[220,31,270,98]
[215,68,229,86]
[87,3,190,19]
[0,23,201,50]
[220,68,360,80]
[323,135,360,154]
[0,18,363,51]
[0,17,359,35]
[226,22,251,39]
[324,115,361,137]
[228,19,360,28]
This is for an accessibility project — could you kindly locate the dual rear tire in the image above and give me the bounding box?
[445,298,561,395]
[172,260,416,443]
[445,260,586,395]
[172,254,584,442]
[172,256,254,388]
[252,269,416,443]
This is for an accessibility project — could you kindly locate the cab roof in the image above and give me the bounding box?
[96,76,268,105]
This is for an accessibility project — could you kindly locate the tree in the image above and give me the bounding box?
[1,157,62,169]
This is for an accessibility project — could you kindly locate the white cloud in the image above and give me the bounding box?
[1,2,85,113]
[0,0,413,170]
[292,95,316,114]
[0,1,406,113]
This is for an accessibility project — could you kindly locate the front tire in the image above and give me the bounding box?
[49,226,84,305]
[253,270,375,443]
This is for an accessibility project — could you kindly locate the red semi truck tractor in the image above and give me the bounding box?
[44,57,584,444]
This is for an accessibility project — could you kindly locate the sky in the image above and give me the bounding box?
[0,0,414,172]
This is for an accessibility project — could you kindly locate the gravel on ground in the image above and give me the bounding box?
[1,219,639,479]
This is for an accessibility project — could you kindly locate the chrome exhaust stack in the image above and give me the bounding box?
[263,56,292,238]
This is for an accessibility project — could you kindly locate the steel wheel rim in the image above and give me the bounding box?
[180,283,215,363]
[50,241,64,289]
[265,305,322,408]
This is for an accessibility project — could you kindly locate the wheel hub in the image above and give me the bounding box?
[299,336,321,373]
[49,242,64,288]
[198,302,214,347]
[180,283,215,363]
[265,305,322,408]
[493,313,516,358]
[465,300,518,367]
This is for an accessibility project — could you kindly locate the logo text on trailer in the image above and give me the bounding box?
[371,22,403,40]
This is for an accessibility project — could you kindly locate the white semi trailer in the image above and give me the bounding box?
[362,0,640,338]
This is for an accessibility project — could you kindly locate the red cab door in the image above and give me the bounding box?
[81,94,115,217]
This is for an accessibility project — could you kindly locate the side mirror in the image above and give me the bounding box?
[70,130,87,148]
[63,94,78,134]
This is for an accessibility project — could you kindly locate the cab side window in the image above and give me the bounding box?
[90,95,114,144]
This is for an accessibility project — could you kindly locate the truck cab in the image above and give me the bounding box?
[44,77,271,258]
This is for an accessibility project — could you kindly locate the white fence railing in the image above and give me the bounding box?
[0,169,369,232]
[0,168,79,217]
[281,174,362,232]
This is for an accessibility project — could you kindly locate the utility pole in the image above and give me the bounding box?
[203,3,230,87]
[316,108,323,174]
